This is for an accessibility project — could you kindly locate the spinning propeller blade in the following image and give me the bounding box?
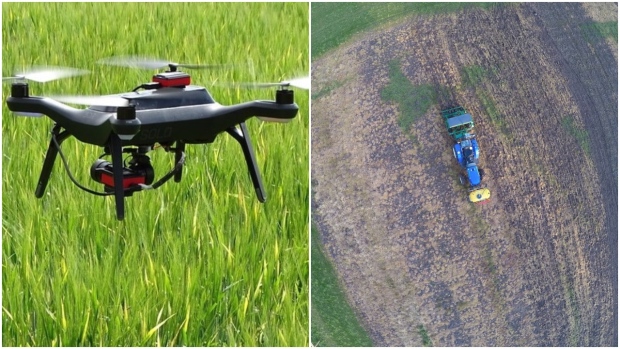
[49,95,130,107]
[98,55,226,70]
[2,66,89,83]
[286,77,310,90]
[257,117,293,123]
[232,76,310,90]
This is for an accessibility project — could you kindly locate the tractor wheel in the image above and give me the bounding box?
[479,168,485,181]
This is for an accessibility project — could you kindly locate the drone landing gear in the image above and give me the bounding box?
[110,135,126,219]
[95,138,185,220]
[34,122,262,221]
[174,141,185,183]
[36,124,185,221]
[36,125,70,198]
[226,122,266,202]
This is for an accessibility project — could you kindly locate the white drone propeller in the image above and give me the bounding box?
[233,76,310,90]
[48,95,130,107]
[257,117,294,123]
[5,66,89,117]
[98,55,227,70]
[3,66,89,83]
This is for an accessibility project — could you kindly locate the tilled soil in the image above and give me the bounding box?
[311,3,617,346]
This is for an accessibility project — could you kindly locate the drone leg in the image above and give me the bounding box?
[35,125,71,198]
[174,141,185,182]
[110,134,125,220]
[226,122,266,202]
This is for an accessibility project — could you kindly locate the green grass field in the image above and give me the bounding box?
[581,21,618,42]
[311,2,497,59]
[2,3,308,346]
[310,224,372,347]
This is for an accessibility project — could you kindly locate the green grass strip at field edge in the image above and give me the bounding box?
[311,221,373,347]
[580,21,618,42]
[311,2,500,60]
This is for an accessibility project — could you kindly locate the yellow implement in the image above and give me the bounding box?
[469,188,491,203]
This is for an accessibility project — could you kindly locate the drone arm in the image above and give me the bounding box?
[213,100,299,124]
[8,95,82,121]
[7,96,112,146]
[245,100,298,120]
[226,123,266,202]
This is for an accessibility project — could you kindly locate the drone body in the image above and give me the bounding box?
[6,60,305,220]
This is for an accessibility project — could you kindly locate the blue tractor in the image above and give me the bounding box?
[442,106,491,203]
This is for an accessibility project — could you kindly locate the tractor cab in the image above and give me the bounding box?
[453,138,479,167]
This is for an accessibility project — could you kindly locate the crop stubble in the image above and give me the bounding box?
[312,3,616,346]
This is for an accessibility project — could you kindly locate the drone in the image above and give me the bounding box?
[4,56,308,220]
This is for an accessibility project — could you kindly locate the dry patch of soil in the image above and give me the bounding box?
[312,3,617,346]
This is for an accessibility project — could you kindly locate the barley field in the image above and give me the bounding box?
[2,2,309,346]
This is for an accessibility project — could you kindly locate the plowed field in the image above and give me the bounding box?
[311,3,617,346]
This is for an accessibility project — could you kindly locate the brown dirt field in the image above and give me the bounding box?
[311,3,617,346]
